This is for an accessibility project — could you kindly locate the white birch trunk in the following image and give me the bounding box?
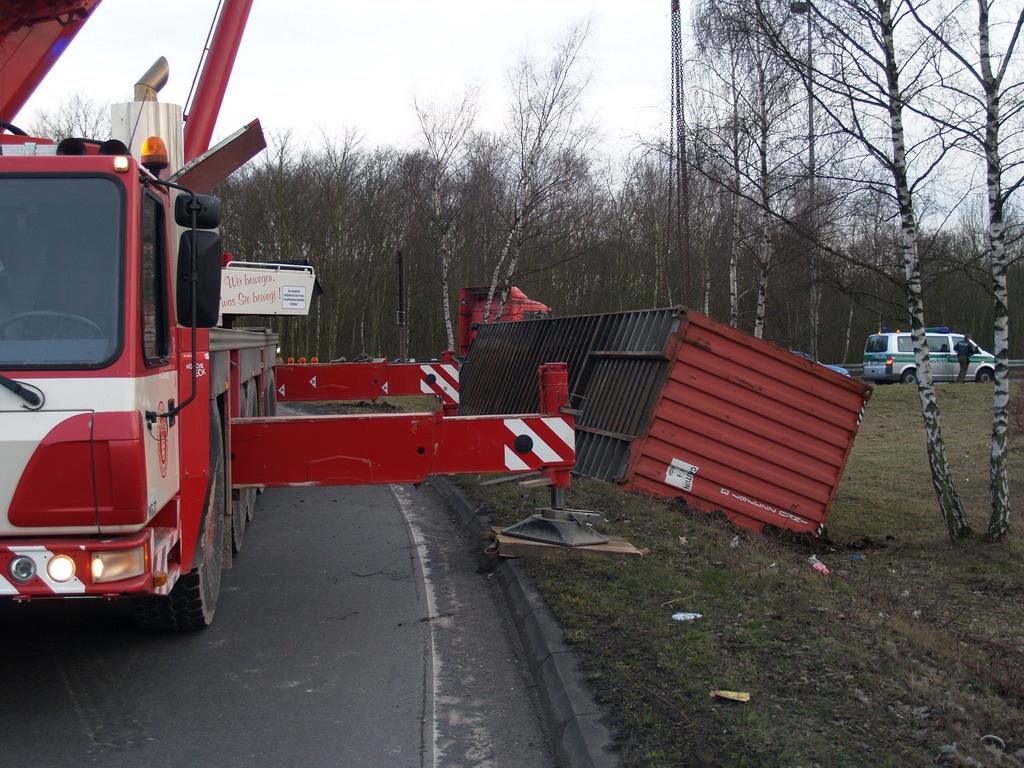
[729,105,741,328]
[842,302,854,365]
[754,56,774,340]
[485,222,519,323]
[753,261,769,339]
[432,180,457,352]
[881,0,971,540]
[728,239,739,327]
[440,243,455,351]
[977,0,1014,540]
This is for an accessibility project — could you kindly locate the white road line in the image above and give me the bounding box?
[389,484,438,768]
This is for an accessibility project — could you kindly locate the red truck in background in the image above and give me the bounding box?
[0,0,575,630]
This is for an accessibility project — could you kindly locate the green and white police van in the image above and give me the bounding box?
[863,328,995,384]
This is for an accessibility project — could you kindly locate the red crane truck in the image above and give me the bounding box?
[0,0,576,630]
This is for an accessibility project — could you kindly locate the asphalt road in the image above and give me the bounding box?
[0,484,555,768]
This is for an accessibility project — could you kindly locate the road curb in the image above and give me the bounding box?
[427,477,621,768]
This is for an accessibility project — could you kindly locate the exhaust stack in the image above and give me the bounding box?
[111,57,184,175]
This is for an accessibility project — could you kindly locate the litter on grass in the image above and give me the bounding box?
[809,555,830,574]
[710,690,750,702]
[672,612,703,622]
[980,735,1005,749]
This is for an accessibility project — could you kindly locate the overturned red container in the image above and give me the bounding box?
[459,307,872,535]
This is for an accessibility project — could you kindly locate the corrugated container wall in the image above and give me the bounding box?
[459,307,872,534]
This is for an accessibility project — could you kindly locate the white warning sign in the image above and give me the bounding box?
[665,458,699,492]
[282,285,307,310]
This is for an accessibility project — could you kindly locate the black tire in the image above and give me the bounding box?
[230,487,247,552]
[231,382,258,550]
[245,380,260,522]
[253,369,276,501]
[135,402,226,631]
[975,368,994,384]
[263,369,277,417]
[899,369,917,385]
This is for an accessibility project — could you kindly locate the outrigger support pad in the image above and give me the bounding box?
[501,506,609,547]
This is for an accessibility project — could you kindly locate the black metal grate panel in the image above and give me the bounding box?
[459,308,679,483]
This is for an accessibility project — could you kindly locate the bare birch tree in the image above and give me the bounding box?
[908,0,1024,539]
[415,88,479,350]
[694,0,804,338]
[484,20,595,321]
[692,6,749,328]
[762,0,973,539]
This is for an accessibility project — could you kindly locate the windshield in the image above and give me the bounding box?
[864,335,887,353]
[0,176,122,368]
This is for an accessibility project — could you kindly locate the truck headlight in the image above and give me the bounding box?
[91,547,146,583]
[8,555,36,584]
[47,555,76,583]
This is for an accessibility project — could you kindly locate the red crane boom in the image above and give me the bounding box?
[183,0,254,162]
[0,0,101,125]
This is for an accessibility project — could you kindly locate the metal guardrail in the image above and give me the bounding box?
[841,360,1023,377]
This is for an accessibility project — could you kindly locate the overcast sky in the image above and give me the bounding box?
[22,0,676,159]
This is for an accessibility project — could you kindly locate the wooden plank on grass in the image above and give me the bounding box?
[490,528,648,560]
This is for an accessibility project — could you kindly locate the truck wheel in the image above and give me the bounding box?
[245,380,259,522]
[263,369,277,417]
[134,403,226,631]
[232,382,258,550]
[899,369,917,385]
[230,487,247,552]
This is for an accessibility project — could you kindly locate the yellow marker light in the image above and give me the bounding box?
[140,136,169,173]
[47,555,76,583]
[91,547,146,583]
[113,156,130,173]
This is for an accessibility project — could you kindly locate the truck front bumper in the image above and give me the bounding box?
[0,527,180,598]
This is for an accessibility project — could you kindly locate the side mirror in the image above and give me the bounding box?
[177,230,222,327]
[174,193,221,229]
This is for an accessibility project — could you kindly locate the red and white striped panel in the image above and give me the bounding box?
[151,527,180,596]
[0,545,87,596]
[502,416,575,471]
[420,364,460,405]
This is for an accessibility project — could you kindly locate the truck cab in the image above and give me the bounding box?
[0,150,195,596]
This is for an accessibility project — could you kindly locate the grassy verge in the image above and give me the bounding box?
[453,382,1024,767]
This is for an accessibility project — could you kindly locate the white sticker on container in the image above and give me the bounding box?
[665,458,699,492]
